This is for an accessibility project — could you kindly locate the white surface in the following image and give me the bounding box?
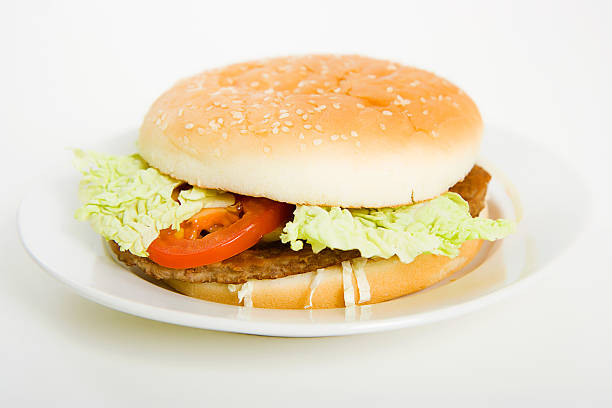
[2,0,611,405]
[18,130,530,336]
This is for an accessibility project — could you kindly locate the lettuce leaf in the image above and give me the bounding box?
[280,192,514,264]
[74,150,234,256]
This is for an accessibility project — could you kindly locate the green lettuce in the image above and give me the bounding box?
[280,192,514,264]
[74,150,234,256]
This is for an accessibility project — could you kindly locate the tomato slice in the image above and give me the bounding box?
[148,196,294,269]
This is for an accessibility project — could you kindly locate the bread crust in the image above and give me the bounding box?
[139,55,482,207]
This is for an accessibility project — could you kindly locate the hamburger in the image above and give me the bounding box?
[74,55,514,309]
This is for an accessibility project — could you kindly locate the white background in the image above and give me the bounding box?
[2,1,611,406]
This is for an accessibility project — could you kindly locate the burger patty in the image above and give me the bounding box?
[450,164,491,217]
[109,240,360,284]
[110,165,490,284]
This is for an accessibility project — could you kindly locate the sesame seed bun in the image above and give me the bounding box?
[139,55,482,207]
[164,238,483,309]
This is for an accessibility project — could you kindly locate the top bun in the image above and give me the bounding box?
[139,55,482,207]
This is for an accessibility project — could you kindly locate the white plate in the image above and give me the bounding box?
[18,127,586,337]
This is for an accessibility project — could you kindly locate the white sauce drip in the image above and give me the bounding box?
[237,281,254,307]
[345,305,357,321]
[351,258,370,304]
[341,261,355,306]
[305,268,325,309]
[360,305,373,321]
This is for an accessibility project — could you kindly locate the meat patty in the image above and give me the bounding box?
[449,164,491,217]
[110,240,359,284]
[110,165,491,284]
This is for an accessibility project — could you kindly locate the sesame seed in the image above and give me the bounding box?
[263,146,271,153]
[272,127,279,134]
[272,121,280,128]
[313,138,322,146]
[380,123,386,130]
[209,120,220,131]
[420,97,427,103]
[185,123,194,130]
[263,113,271,119]
[350,131,358,137]
[281,126,290,133]
[332,103,341,109]
[231,111,243,120]
[296,109,304,115]
[250,81,260,87]
[316,88,324,94]
[331,134,339,141]
[394,95,411,106]
[333,87,341,93]
[304,124,312,129]
[178,108,184,117]
[409,80,421,87]
[355,140,361,147]
[217,118,224,124]
[279,112,290,119]
[340,134,348,140]
[382,110,392,116]
[155,118,161,125]
[422,110,429,115]
[367,74,376,79]
[386,86,394,93]
[284,121,293,126]
[240,129,248,134]
[356,103,365,109]
[314,124,323,131]
[197,127,205,135]
[299,133,305,139]
[302,114,308,120]
[431,130,439,138]
[280,109,288,113]
[222,133,228,139]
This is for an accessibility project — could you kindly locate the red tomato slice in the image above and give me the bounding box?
[148,196,294,269]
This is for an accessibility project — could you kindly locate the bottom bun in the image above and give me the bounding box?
[165,238,483,309]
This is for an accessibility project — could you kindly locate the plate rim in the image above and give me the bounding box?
[17,204,543,337]
[17,182,542,338]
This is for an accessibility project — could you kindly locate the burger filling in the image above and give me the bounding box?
[74,150,514,284]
